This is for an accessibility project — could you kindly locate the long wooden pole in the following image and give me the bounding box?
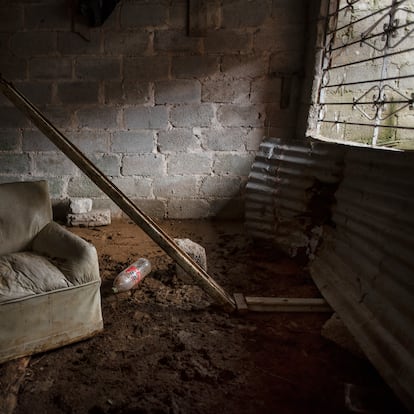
[0,76,236,313]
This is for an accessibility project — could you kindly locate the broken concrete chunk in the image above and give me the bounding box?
[174,238,207,285]
[321,313,365,358]
[69,198,93,214]
[67,209,111,227]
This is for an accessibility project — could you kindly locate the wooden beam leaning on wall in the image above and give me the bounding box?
[0,75,236,313]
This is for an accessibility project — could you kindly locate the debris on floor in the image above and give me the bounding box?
[67,208,111,227]
[322,313,365,358]
[174,238,207,285]
[7,219,409,414]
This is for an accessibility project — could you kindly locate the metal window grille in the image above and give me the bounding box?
[315,0,414,149]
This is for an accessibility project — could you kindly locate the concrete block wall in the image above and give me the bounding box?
[0,0,307,219]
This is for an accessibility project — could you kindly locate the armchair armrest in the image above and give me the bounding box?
[32,222,100,285]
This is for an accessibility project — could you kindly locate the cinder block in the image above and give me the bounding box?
[200,127,247,151]
[217,104,265,127]
[200,176,241,197]
[10,32,56,57]
[157,128,200,153]
[88,154,120,177]
[132,198,166,219]
[255,25,304,54]
[172,56,218,79]
[29,57,72,80]
[0,93,12,107]
[174,238,207,284]
[111,130,154,153]
[153,176,198,198]
[105,81,151,105]
[31,177,65,199]
[272,0,306,24]
[204,30,251,54]
[124,106,168,129]
[170,104,214,127]
[222,0,271,28]
[75,57,121,81]
[66,130,110,153]
[0,6,23,31]
[14,81,52,105]
[0,107,29,128]
[25,4,70,30]
[76,107,119,130]
[155,80,201,104]
[124,57,169,82]
[250,78,282,104]
[33,152,78,176]
[0,130,21,151]
[222,55,267,79]
[57,82,99,104]
[58,31,101,55]
[0,154,30,175]
[67,209,111,227]
[67,176,103,198]
[0,34,11,57]
[122,154,166,176]
[213,153,255,176]
[111,176,152,197]
[0,176,22,185]
[167,199,210,219]
[42,106,75,129]
[269,50,303,73]
[167,153,212,175]
[104,31,149,56]
[69,198,93,214]
[246,128,266,151]
[120,3,168,28]
[154,30,200,53]
[0,57,27,80]
[202,78,250,104]
[23,130,56,152]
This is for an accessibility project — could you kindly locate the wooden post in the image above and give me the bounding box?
[0,76,236,313]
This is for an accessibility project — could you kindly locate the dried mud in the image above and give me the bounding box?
[10,219,406,414]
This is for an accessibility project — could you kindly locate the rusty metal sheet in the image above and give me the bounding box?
[245,137,343,257]
[311,144,414,411]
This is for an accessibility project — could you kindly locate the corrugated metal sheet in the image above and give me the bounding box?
[245,137,343,257]
[310,145,414,411]
[245,137,414,410]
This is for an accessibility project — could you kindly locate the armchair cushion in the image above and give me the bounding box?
[32,221,100,285]
[0,181,52,256]
[0,252,73,302]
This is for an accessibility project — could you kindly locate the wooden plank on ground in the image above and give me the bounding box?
[233,293,249,313]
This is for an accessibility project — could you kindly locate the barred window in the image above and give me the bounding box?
[314,0,414,149]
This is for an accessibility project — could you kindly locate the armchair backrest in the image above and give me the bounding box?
[0,181,52,255]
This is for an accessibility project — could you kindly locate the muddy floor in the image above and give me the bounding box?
[8,219,408,414]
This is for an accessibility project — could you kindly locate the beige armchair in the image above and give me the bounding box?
[0,180,103,363]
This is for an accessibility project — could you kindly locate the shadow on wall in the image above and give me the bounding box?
[0,0,309,220]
